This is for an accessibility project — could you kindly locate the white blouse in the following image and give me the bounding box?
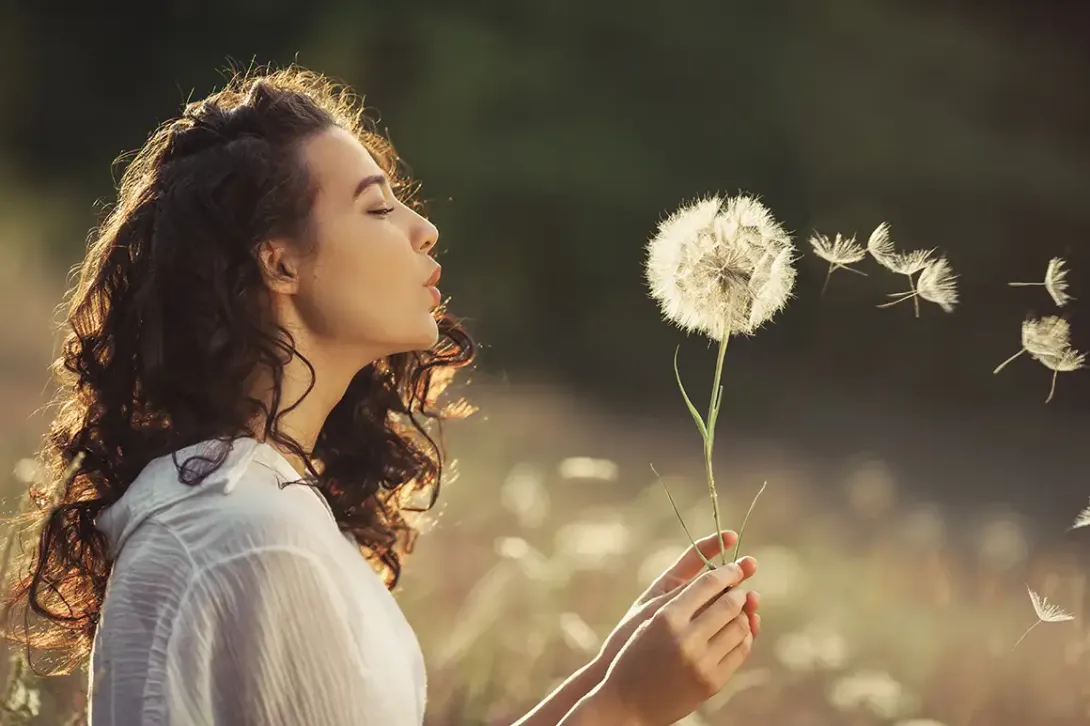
[89,437,427,726]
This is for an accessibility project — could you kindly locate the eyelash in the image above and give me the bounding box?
[369,206,395,218]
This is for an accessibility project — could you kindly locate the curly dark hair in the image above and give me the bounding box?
[4,65,475,674]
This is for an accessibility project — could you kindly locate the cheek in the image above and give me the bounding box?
[303,235,418,339]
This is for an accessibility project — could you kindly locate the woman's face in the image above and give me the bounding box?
[274,126,442,360]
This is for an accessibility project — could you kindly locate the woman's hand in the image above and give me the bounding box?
[593,562,756,726]
[594,531,760,677]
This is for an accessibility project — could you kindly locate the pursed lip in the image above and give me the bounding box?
[424,265,442,287]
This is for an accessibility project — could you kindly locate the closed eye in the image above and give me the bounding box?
[368,206,395,218]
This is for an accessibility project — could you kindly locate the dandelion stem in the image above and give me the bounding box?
[1007,282,1042,287]
[906,273,920,318]
[821,264,834,297]
[876,293,916,309]
[1012,620,1041,650]
[1046,370,1059,404]
[840,265,868,277]
[992,348,1025,375]
[732,481,767,563]
[705,332,730,566]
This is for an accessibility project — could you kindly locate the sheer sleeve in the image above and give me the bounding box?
[165,545,380,726]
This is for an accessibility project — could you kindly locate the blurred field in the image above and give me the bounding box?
[0,252,1088,725]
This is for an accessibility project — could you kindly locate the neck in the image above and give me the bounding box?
[250,333,381,476]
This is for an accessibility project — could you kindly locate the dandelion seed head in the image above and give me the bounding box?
[916,257,959,312]
[1022,316,1071,358]
[1027,585,1075,623]
[889,248,936,276]
[866,222,895,262]
[1071,499,1090,530]
[1037,346,1086,373]
[1044,257,1073,307]
[646,194,796,340]
[810,232,866,265]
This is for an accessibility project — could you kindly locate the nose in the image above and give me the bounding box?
[412,213,439,254]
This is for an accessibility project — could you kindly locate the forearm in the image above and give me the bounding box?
[512,658,609,726]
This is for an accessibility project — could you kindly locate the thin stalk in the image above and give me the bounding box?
[993,348,1025,375]
[876,293,916,309]
[905,273,920,318]
[1046,370,1059,404]
[1008,281,1042,287]
[705,333,730,565]
[1011,620,1040,651]
[821,264,834,297]
[732,481,767,563]
[651,464,714,572]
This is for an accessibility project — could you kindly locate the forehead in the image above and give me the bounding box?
[302,126,384,197]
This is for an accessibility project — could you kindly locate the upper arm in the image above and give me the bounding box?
[166,546,377,726]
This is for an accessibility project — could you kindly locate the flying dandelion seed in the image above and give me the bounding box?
[1009,257,1074,307]
[1070,499,1090,530]
[1037,346,1086,403]
[993,316,1083,401]
[810,231,867,296]
[877,257,958,314]
[1012,586,1075,650]
[866,222,938,318]
[645,193,795,566]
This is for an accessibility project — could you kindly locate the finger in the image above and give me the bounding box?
[666,563,745,620]
[649,531,739,594]
[691,587,748,640]
[741,591,760,637]
[717,629,755,678]
[708,611,751,661]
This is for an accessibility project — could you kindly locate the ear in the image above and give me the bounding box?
[256,239,300,295]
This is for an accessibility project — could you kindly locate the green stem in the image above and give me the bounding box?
[705,333,730,565]
[651,464,715,572]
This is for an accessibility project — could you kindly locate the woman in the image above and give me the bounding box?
[9,66,761,725]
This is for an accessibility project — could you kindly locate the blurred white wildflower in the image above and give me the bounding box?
[974,513,1027,570]
[1009,257,1073,307]
[877,257,958,314]
[494,537,557,583]
[746,544,806,600]
[867,222,938,317]
[993,316,1084,402]
[555,518,632,570]
[637,543,688,587]
[500,463,550,529]
[844,458,897,519]
[1013,585,1075,650]
[559,612,600,654]
[4,679,41,717]
[646,194,796,340]
[810,231,868,295]
[773,623,848,671]
[557,457,619,482]
[12,458,44,486]
[829,669,914,719]
[1070,499,1090,530]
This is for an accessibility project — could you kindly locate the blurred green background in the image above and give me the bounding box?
[1,1,1089,723]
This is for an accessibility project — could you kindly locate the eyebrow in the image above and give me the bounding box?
[353,174,388,199]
